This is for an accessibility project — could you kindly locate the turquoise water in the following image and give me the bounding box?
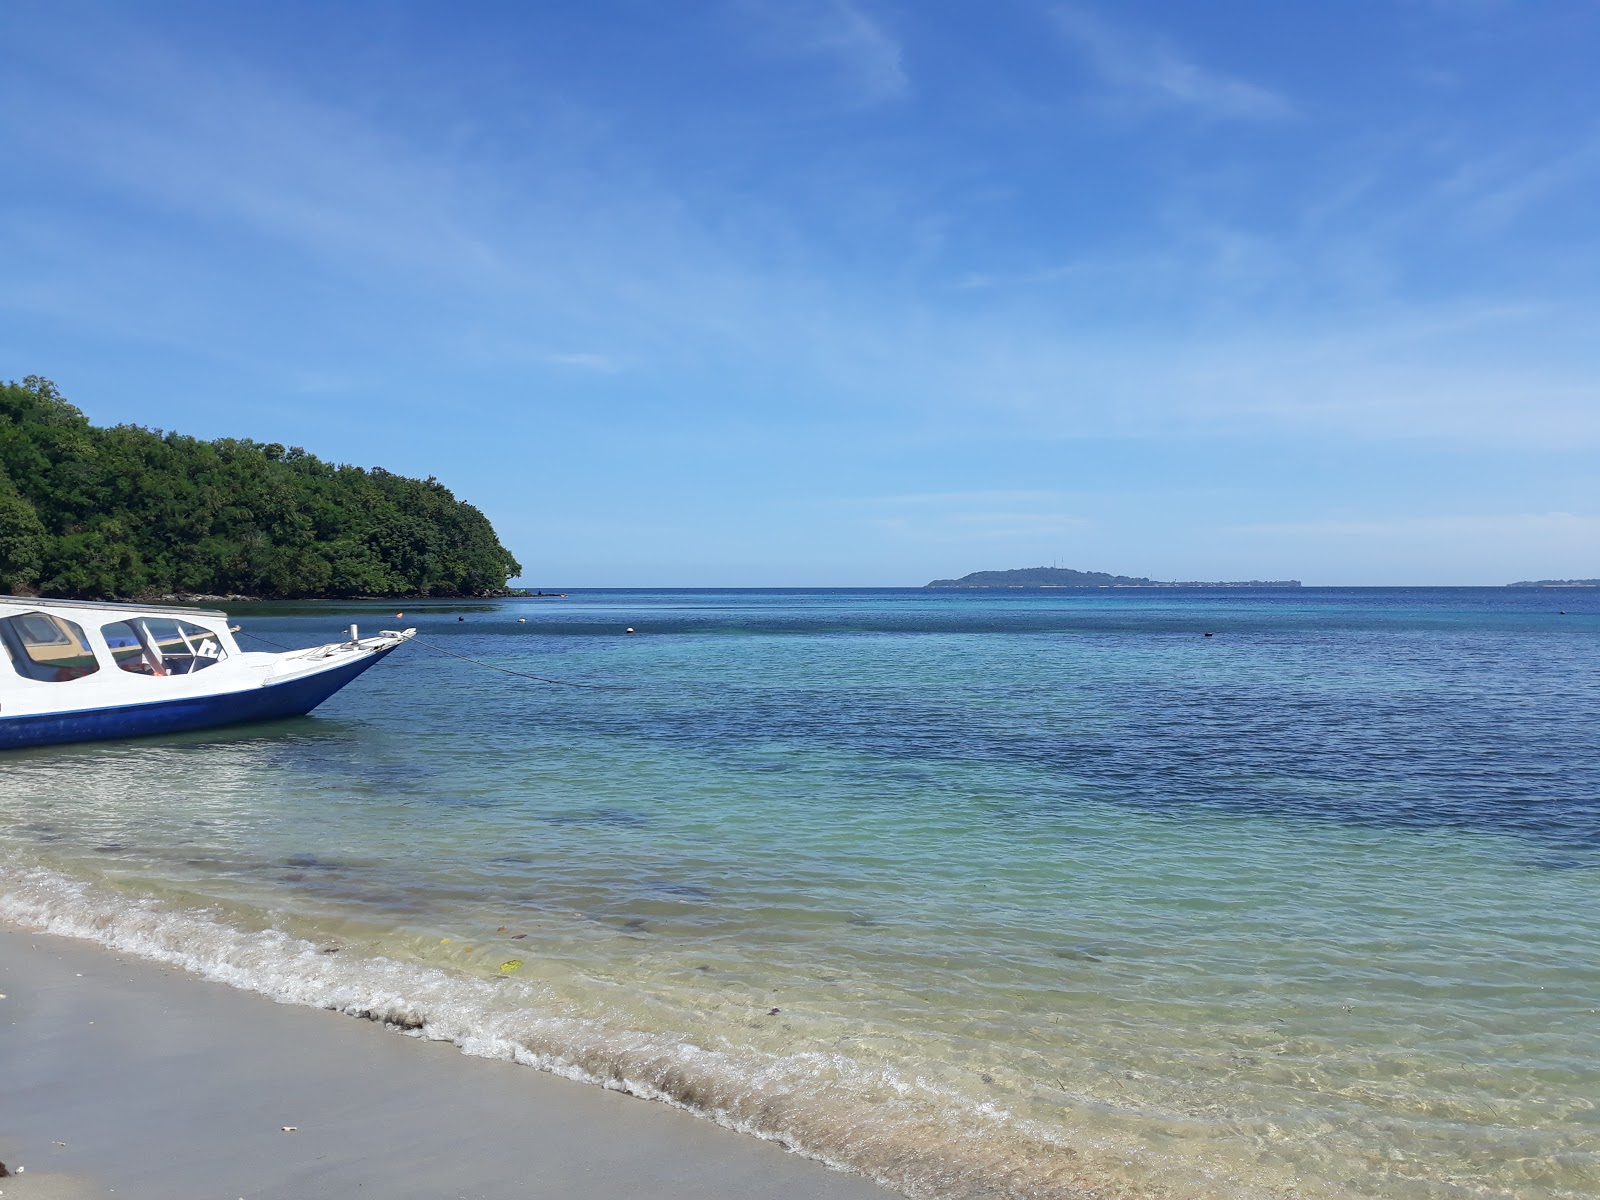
[2,588,1597,1199]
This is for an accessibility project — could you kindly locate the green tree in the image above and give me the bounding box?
[0,470,48,590]
[0,377,523,599]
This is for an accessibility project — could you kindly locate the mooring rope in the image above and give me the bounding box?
[236,629,296,651]
[236,628,634,691]
[409,635,636,691]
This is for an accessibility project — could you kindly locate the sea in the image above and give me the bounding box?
[2,588,1596,1200]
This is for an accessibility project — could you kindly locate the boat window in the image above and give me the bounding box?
[101,617,228,677]
[0,612,102,682]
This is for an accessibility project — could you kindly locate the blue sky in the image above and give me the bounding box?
[2,0,1597,585]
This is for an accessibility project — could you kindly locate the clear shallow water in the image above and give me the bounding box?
[2,588,1598,1199]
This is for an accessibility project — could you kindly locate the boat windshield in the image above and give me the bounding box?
[0,612,103,682]
[101,617,228,677]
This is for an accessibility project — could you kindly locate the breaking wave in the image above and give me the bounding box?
[1,862,1229,1200]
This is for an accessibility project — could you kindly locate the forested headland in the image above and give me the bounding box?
[0,376,522,600]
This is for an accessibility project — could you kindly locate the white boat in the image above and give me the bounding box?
[0,596,414,750]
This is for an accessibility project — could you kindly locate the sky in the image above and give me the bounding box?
[2,0,1597,586]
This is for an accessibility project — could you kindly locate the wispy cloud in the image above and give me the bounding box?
[1219,512,1600,582]
[292,371,381,395]
[863,489,1082,507]
[923,314,1600,449]
[742,0,907,104]
[6,3,1598,464]
[545,352,625,373]
[0,23,783,377]
[1456,137,1600,232]
[849,490,1090,544]
[1053,4,1291,120]
[1229,513,1600,540]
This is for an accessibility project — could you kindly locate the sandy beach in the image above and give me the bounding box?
[0,926,892,1200]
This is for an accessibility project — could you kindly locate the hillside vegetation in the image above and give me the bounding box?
[0,376,521,599]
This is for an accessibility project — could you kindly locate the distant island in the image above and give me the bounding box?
[1507,579,1599,587]
[926,566,1302,588]
[0,376,521,600]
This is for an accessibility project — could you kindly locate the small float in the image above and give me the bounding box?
[0,596,414,750]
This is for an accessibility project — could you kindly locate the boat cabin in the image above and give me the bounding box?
[0,598,240,687]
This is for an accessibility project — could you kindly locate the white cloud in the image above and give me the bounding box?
[292,371,381,395]
[1053,5,1291,120]
[1229,513,1600,540]
[862,489,1083,507]
[1218,512,1600,584]
[7,6,1599,461]
[738,0,907,104]
[850,491,1090,544]
[0,24,788,373]
[546,352,624,374]
[1458,138,1600,232]
[813,0,907,102]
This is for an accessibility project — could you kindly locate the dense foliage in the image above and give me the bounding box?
[0,376,521,599]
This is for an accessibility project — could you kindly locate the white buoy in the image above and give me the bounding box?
[625,627,635,634]
[518,618,527,623]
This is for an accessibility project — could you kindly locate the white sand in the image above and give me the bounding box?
[0,926,894,1199]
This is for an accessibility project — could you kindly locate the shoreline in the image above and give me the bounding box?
[0,923,892,1200]
[0,592,523,606]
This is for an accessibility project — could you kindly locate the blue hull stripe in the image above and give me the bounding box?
[0,649,395,750]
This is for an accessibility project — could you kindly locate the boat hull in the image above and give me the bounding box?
[0,647,396,751]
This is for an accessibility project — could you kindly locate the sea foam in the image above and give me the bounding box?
[1,863,1165,1200]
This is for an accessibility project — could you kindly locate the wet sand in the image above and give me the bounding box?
[0,926,893,1200]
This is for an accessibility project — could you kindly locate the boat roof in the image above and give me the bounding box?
[0,595,228,620]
